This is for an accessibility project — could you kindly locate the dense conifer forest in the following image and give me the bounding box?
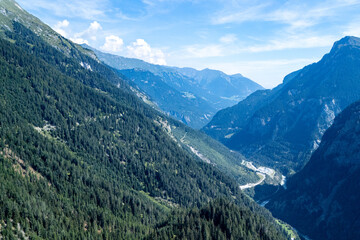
[148,198,287,240]
[0,21,286,239]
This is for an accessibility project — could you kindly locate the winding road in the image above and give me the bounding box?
[239,160,286,190]
[240,172,266,190]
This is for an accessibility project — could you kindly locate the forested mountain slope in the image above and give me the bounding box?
[267,100,360,240]
[148,198,290,240]
[0,1,286,239]
[118,68,217,129]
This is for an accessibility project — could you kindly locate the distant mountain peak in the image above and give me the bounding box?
[332,36,360,51]
[231,73,244,78]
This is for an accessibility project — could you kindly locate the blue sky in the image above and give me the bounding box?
[16,0,360,88]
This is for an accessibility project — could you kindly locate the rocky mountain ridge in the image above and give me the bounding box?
[204,36,360,174]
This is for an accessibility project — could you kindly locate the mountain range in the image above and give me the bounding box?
[85,46,263,129]
[3,0,360,239]
[204,36,360,174]
[0,0,288,239]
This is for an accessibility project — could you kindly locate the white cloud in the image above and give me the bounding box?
[247,35,336,52]
[343,20,360,37]
[82,21,102,41]
[179,33,335,60]
[100,35,124,53]
[53,20,103,45]
[88,21,102,32]
[17,0,107,20]
[219,34,238,44]
[266,9,315,30]
[54,19,70,37]
[213,0,360,32]
[183,44,225,58]
[71,38,89,45]
[127,39,166,65]
[177,33,240,58]
[56,19,70,28]
[50,19,167,65]
[72,21,103,43]
[212,4,268,25]
[51,20,102,45]
[265,3,342,32]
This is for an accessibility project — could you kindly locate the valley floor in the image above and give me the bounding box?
[239,160,286,190]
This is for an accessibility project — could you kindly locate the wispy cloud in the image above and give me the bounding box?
[247,35,337,52]
[17,0,109,20]
[212,0,360,32]
[177,33,335,59]
[183,44,225,58]
[343,19,360,37]
[115,11,143,21]
[219,34,238,44]
[212,3,269,25]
